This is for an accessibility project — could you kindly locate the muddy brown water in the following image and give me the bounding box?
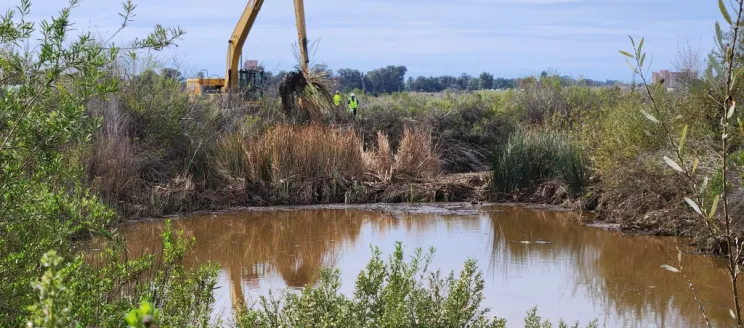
[112,203,740,327]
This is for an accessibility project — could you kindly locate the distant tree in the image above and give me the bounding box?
[467,78,480,91]
[479,72,494,90]
[457,73,471,90]
[439,76,458,90]
[493,77,514,89]
[411,76,442,92]
[161,68,183,82]
[335,68,363,92]
[406,77,414,91]
[364,65,407,94]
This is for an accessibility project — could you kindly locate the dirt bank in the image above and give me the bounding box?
[121,169,704,245]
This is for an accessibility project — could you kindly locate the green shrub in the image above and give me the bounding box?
[235,242,597,328]
[24,220,218,327]
[491,129,588,197]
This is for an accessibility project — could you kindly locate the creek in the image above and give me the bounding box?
[115,203,737,327]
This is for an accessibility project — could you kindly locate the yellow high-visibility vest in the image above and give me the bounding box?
[348,98,358,109]
[333,94,341,106]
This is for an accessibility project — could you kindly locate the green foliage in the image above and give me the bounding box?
[523,307,598,328]
[0,0,188,325]
[154,220,220,327]
[125,301,159,328]
[25,251,77,328]
[579,92,666,173]
[491,129,588,197]
[21,220,218,327]
[236,242,594,328]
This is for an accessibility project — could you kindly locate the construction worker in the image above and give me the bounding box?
[333,90,342,107]
[348,93,359,116]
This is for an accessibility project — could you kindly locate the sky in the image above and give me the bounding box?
[24,0,720,81]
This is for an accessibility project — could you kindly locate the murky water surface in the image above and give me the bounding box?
[117,204,739,327]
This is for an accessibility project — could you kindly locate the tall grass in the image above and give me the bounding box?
[491,129,587,197]
[393,125,441,180]
[246,125,366,184]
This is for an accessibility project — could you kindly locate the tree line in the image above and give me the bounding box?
[191,65,625,96]
[250,66,626,96]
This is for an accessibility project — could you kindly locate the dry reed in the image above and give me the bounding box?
[363,131,394,182]
[392,125,442,180]
[86,102,141,203]
[245,125,366,184]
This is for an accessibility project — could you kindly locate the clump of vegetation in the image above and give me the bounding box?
[23,221,218,328]
[279,67,334,123]
[232,243,597,328]
[491,129,587,197]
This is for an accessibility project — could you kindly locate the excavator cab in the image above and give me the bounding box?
[236,60,265,100]
[186,61,265,102]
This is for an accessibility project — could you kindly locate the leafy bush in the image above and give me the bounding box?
[24,220,218,327]
[235,242,597,328]
[491,129,588,197]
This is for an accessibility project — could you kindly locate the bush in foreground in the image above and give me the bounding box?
[25,241,597,328]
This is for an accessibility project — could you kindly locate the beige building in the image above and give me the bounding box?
[651,69,696,89]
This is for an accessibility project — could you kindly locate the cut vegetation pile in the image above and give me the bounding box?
[278,68,334,123]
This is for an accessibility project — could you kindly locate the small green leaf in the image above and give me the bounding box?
[640,53,647,67]
[716,21,725,49]
[720,0,733,25]
[710,194,720,219]
[661,264,681,273]
[139,301,152,315]
[641,109,659,123]
[663,156,684,172]
[679,124,688,153]
[685,197,703,215]
[711,54,724,76]
[736,66,744,81]
[692,158,700,174]
[626,60,637,74]
[125,310,138,326]
[619,50,635,58]
[638,37,645,53]
[629,34,636,47]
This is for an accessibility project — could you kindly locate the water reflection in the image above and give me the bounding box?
[117,205,739,327]
[487,206,738,328]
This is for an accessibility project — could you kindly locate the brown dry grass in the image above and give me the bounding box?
[85,102,142,205]
[245,124,366,184]
[392,125,441,181]
[363,131,394,182]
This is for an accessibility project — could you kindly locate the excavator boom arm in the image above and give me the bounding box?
[225,0,265,90]
[223,0,311,92]
[293,0,309,72]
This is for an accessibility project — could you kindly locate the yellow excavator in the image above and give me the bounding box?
[185,0,310,100]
